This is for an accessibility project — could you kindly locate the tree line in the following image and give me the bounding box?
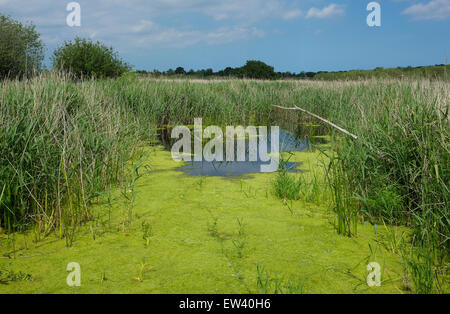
[138,63,450,81]
[136,61,317,80]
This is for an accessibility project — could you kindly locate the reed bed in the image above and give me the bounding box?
[0,73,448,291]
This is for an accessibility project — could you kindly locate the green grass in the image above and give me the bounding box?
[273,172,303,201]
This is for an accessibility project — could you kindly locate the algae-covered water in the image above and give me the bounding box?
[0,143,408,294]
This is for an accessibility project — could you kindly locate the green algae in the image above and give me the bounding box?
[0,146,410,294]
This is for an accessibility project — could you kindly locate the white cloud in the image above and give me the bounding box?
[131,20,155,33]
[305,3,346,19]
[149,0,298,21]
[283,9,303,20]
[0,0,302,51]
[402,0,450,21]
[132,25,264,48]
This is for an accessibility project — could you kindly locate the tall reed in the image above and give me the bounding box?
[0,73,142,238]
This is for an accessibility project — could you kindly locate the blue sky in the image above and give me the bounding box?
[1,0,449,72]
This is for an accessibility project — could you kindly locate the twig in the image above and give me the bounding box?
[273,105,359,140]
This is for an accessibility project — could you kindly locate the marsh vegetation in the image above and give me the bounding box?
[0,74,448,293]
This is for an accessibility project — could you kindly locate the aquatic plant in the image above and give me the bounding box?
[273,153,302,201]
[273,171,302,201]
[256,265,306,294]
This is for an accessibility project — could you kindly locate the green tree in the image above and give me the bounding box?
[0,14,44,79]
[240,60,275,79]
[52,37,130,79]
[175,67,186,75]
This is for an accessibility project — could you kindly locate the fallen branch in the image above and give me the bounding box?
[273,105,359,140]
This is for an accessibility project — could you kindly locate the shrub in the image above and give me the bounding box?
[52,37,130,79]
[0,14,44,79]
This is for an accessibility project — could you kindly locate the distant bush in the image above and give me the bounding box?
[52,37,130,79]
[175,67,186,75]
[0,14,44,79]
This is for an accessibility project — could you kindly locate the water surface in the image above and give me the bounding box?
[177,129,310,177]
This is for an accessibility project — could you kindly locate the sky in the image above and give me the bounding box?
[1,0,449,72]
